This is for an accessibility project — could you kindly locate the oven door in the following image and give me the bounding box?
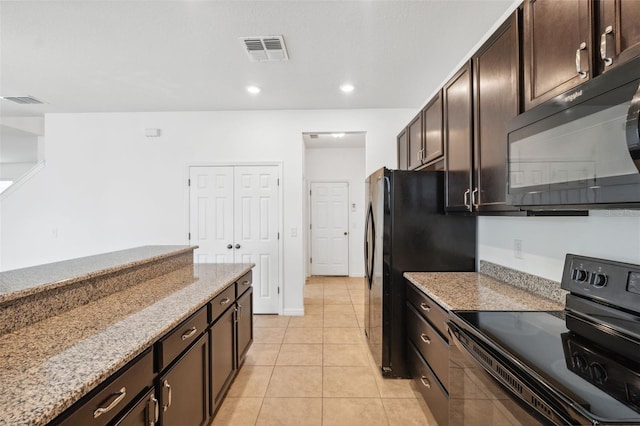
[507,56,640,209]
[447,320,577,425]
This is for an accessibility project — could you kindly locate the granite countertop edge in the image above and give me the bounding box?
[0,262,253,426]
[0,246,196,305]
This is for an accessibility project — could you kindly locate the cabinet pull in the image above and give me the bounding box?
[238,303,243,319]
[241,280,250,286]
[147,396,159,426]
[162,380,172,412]
[463,189,471,208]
[576,42,588,78]
[93,387,127,418]
[420,333,431,344]
[420,376,431,389]
[472,187,479,208]
[181,326,197,340]
[600,25,614,67]
[419,302,431,312]
[220,297,231,305]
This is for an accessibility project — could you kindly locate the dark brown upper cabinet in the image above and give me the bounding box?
[423,92,444,166]
[523,0,594,110]
[472,11,521,213]
[397,129,408,170]
[597,0,640,73]
[444,61,473,212]
[408,112,423,170]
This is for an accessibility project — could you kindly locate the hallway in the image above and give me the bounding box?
[212,276,436,425]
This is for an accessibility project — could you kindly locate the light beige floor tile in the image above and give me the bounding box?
[323,295,352,305]
[256,398,322,426]
[322,398,389,426]
[276,343,323,365]
[323,344,370,366]
[212,397,263,425]
[350,294,365,306]
[375,375,419,399]
[304,305,324,316]
[323,366,380,398]
[289,315,324,328]
[304,295,325,305]
[304,286,324,297]
[253,327,286,344]
[382,398,435,426]
[244,343,281,366]
[254,315,291,328]
[265,366,323,397]
[227,365,274,397]
[284,327,323,344]
[324,313,359,328]
[324,287,349,296]
[324,305,355,315]
[323,327,365,344]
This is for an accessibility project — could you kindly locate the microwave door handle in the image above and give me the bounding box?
[626,83,640,171]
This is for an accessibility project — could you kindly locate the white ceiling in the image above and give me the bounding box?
[0,0,514,118]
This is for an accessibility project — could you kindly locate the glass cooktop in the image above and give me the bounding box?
[454,310,640,423]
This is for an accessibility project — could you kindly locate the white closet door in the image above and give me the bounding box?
[189,166,235,264]
[234,166,280,314]
[310,182,349,276]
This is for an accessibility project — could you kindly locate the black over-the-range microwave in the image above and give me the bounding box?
[507,56,640,210]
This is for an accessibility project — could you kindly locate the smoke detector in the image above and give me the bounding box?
[240,36,289,62]
[0,96,44,105]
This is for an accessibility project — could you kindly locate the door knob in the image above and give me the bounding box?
[344,232,348,235]
[235,244,241,249]
[227,244,233,249]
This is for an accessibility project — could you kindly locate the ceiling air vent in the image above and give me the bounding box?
[240,36,289,62]
[309,134,319,139]
[0,96,44,105]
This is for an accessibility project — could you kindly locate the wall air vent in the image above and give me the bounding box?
[240,36,289,62]
[0,96,44,105]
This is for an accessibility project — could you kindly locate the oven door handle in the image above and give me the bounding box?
[447,321,575,426]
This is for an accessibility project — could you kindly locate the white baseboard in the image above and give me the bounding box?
[283,308,304,316]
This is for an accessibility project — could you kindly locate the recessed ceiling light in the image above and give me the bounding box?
[332,133,345,138]
[246,86,261,94]
[340,84,355,93]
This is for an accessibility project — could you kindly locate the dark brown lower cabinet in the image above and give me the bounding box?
[113,389,158,426]
[210,305,237,413]
[407,342,449,426]
[158,333,210,426]
[236,287,253,365]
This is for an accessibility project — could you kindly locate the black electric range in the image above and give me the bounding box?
[448,255,640,425]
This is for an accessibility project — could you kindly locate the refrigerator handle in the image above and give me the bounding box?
[364,203,374,284]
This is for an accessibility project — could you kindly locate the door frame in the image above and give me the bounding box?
[307,179,350,277]
[186,162,283,315]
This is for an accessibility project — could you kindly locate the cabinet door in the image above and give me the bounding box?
[397,129,408,170]
[473,11,520,212]
[210,306,237,412]
[237,287,253,365]
[408,113,423,170]
[598,0,640,73]
[423,92,444,164]
[444,61,473,212]
[523,0,593,110]
[158,333,209,426]
[113,389,158,426]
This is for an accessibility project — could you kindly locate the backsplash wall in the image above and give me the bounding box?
[478,210,640,282]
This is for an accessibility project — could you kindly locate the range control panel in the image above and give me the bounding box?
[561,254,640,314]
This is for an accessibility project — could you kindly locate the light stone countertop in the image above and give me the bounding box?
[0,245,194,304]
[0,262,253,426]
[404,272,564,312]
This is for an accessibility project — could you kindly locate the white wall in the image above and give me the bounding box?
[305,146,366,277]
[0,108,412,314]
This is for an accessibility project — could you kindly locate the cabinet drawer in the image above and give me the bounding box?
[156,306,208,371]
[210,285,236,322]
[236,270,253,297]
[407,302,449,390]
[59,349,154,426]
[112,388,158,426]
[408,342,449,426]
[407,284,450,342]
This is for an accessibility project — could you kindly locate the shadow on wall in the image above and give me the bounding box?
[0,122,44,195]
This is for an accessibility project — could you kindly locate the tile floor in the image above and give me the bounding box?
[213,276,437,425]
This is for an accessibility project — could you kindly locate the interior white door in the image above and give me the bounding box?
[233,166,280,314]
[189,165,280,314]
[310,182,349,276]
[189,166,235,263]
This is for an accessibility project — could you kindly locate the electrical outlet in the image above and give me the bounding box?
[514,239,523,259]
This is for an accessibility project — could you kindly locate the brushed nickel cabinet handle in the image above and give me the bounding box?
[162,380,172,412]
[148,396,159,426]
[600,25,613,67]
[463,189,471,209]
[238,303,243,319]
[576,42,588,78]
[220,297,231,305]
[181,326,197,340]
[420,302,431,312]
[241,280,250,286]
[420,376,431,389]
[420,333,431,344]
[472,187,479,208]
[93,387,126,418]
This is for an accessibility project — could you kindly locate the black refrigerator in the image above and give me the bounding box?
[364,167,476,378]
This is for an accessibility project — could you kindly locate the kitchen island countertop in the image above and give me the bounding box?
[404,272,564,311]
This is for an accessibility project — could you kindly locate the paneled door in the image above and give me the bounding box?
[310,182,349,276]
[189,165,280,314]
